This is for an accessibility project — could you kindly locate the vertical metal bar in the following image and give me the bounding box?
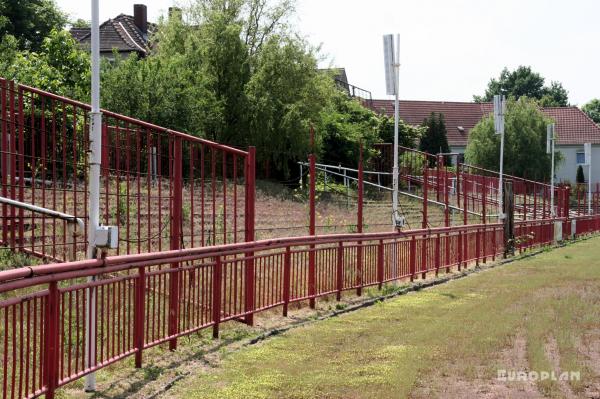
[44,282,59,399]
[308,148,316,309]
[356,145,363,296]
[457,229,463,271]
[283,246,291,316]
[422,155,428,228]
[409,235,416,281]
[482,175,487,224]
[336,241,343,301]
[212,256,222,338]
[435,233,441,276]
[168,137,182,350]
[462,165,468,225]
[134,266,145,368]
[377,240,384,289]
[244,147,256,325]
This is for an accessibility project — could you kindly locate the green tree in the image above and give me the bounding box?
[246,35,332,176]
[0,0,67,51]
[474,66,569,107]
[377,115,424,148]
[0,29,89,98]
[582,99,600,124]
[319,89,381,168]
[465,97,558,181]
[70,19,90,28]
[419,112,450,155]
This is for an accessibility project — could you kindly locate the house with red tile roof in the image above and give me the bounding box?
[369,99,600,185]
[70,4,156,59]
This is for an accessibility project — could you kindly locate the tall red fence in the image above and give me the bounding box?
[372,143,569,225]
[0,78,255,262]
[0,222,508,399]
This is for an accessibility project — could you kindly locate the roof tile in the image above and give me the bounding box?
[369,99,600,146]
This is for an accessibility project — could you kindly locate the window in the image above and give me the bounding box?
[577,152,585,164]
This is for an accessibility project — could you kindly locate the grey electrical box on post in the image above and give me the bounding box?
[554,221,563,243]
[95,226,119,249]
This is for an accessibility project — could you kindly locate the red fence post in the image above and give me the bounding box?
[134,266,146,368]
[475,228,480,266]
[421,236,427,279]
[168,137,183,350]
[482,176,487,224]
[283,246,291,316]
[212,256,222,338]
[356,144,363,296]
[376,239,385,290]
[409,236,416,281]
[336,241,343,301]
[443,156,450,227]
[457,229,463,271]
[422,155,428,228]
[43,282,59,399]
[244,147,256,325]
[462,165,468,225]
[435,233,441,276]
[308,143,316,309]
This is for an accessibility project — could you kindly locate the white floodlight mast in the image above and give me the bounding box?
[85,0,101,391]
[586,143,592,214]
[383,34,400,228]
[547,124,556,217]
[494,95,506,219]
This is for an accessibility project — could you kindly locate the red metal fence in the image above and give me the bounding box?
[0,78,255,262]
[371,143,570,225]
[2,215,596,399]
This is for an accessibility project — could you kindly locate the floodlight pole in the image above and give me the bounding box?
[495,94,506,221]
[392,34,400,228]
[550,130,555,217]
[498,130,504,218]
[85,0,101,391]
[589,153,592,215]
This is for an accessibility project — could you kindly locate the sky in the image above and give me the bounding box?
[56,0,600,106]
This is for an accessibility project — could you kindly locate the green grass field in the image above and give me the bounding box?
[167,238,600,399]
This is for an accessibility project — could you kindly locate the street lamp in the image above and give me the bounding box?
[494,94,506,219]
[547,123,556,217]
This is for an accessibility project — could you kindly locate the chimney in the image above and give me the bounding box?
[169,7,182,22]
[134,4,148,34]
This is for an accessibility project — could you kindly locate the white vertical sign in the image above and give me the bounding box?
[383,34,396,96]
[584,142,592,165]
[493,95,506,135]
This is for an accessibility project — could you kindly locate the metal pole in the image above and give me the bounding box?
[550,134,555,217]
[588,147,592,214]
[498,129,505,220]
[392,34,400,228]
[85,0,101,391]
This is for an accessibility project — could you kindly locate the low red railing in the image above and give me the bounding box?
[0,222,505,399]
[1,213,600,398]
